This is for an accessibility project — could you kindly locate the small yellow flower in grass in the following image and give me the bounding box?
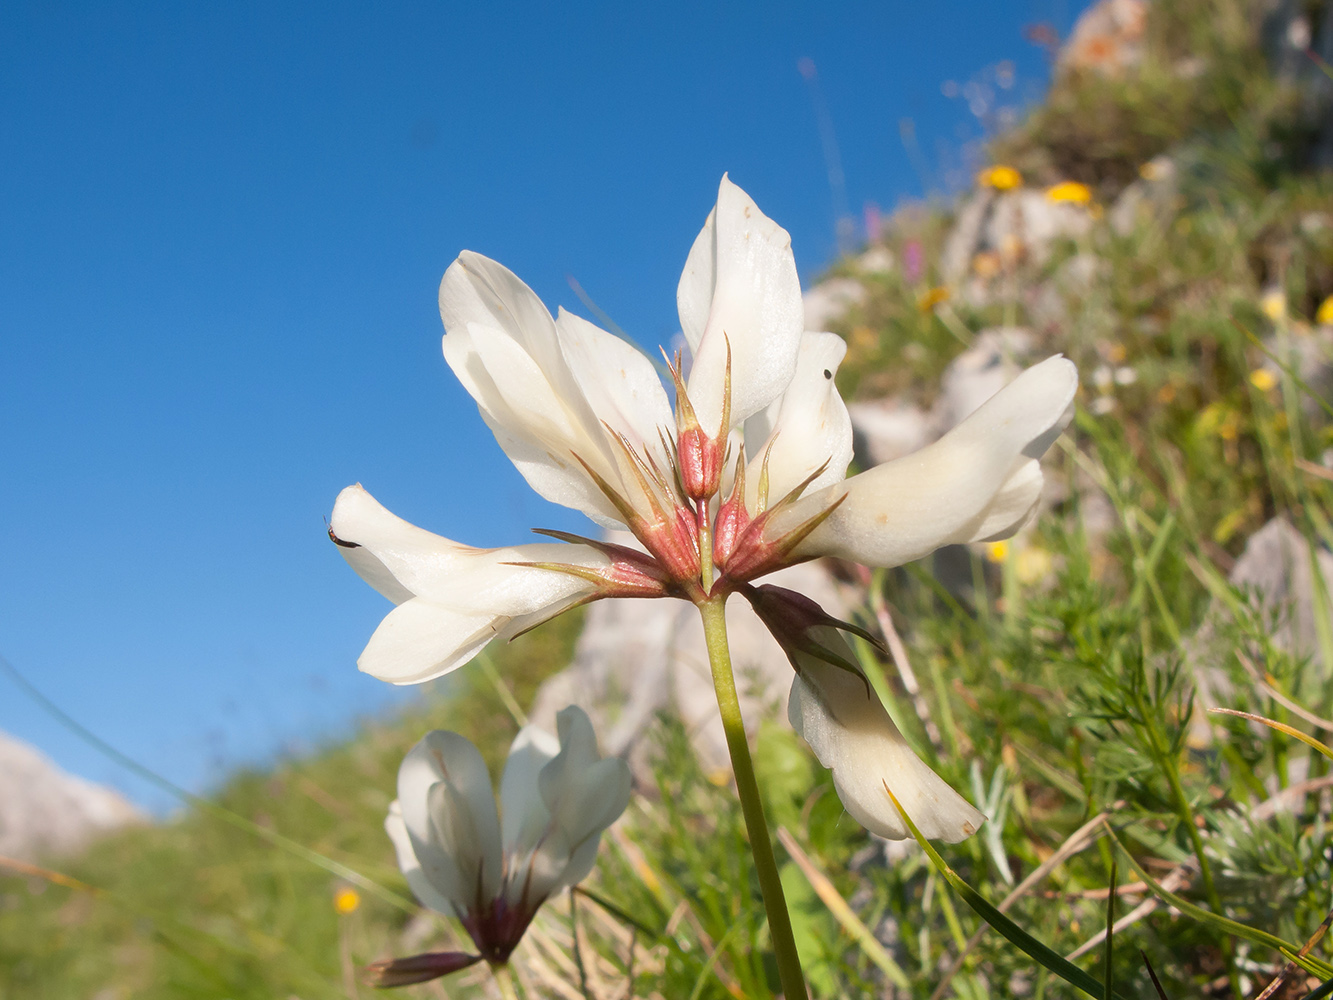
[1219,411,1241,442]
[334,887,360,914]
[1106,342,1127,364]
[972,251,1002,278]
[1046,181,1092,204]
[1250,368,1278,392]
[984,540,1009,562]
[1318,294,1333,326]
[850,324,878,353]
[917,286,950,312]
[977,165,1022,190]
[1139,158,1169,182]
[1260,288,1287,322]
[1015,546,1054,586]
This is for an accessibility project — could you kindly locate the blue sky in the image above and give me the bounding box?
[1,1,1083,811]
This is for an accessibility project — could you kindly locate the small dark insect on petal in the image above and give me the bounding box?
[326,522,361,549]
[823,369,832,379]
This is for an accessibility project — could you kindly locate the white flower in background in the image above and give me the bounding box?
[332,175,1078,842]
[371,705,630,984]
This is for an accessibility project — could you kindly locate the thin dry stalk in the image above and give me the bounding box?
[868,580,943,751]
[1066,864,1192,960]
[1254,908,1333,1000]
[1236,651,1333,731]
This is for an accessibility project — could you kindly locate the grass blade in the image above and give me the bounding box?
[884,784,1126,1000]
[1103,823,1333,978]
[1209,708,1333,760]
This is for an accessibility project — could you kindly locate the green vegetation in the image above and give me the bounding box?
[6,1,1333,996]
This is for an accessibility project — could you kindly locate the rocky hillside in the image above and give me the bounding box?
[0,731,142,863]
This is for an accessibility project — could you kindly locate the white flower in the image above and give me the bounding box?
[787,629,984,842]
[385,705,631,966]
[333,175,1078,841]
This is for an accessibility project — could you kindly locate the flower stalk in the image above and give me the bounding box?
[698,593,808,1000]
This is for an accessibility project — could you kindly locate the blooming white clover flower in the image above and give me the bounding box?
[332,175,1077,843]
[371,705,630,984]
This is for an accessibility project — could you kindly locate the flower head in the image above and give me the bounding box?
[333,176,1077,841]
[1045,181,1092,204]
[977,165,1022,190]
[382,706,630,976]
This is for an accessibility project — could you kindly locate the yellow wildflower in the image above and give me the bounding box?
[972,251,1002,278]
[1015,546,1054,585]
[1317,294,1333,326]
[1249,368,1278,392]
[917,286,950,312]
[1260,289,1287,322]
[334,888,361,915]
[984,540,1010,562]
[978,165,1022,191]
[1046,181,1092,204]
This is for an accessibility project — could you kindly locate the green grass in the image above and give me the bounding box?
[6,3,1333,996]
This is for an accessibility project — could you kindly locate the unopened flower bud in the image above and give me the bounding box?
[364,951,481,988]
[712,452,750,568]
[679,425,725,501]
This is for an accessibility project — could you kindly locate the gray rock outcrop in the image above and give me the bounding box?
[0,731,143,861]
[528,560,853,779]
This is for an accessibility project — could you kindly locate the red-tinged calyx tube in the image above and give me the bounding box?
[712,451,751,570]
[669,343,730,504]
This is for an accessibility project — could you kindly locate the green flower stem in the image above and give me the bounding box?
[697,593,808,1000]
[492,962,519,1000]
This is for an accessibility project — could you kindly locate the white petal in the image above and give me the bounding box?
[680,176,805,434]
[397,731,503,906]
[788,634,984,842]
[332,487,605,682]
[441,251,587,412]
[676,203,715,355]
[357,591,592,686]
[555,308,675,460]
[331,481,605,611]
[528,706,631,898]
[386,802,460,918]
[776,356,1077,567]
[439,253,623,523]
[744,332,853,509]
[499,723,560,859]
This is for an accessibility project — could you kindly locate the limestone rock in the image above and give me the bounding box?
[0,731,143,861]
[847,397,931,467]
[1057,0,1148,78]
[1228,518,1333,669]
[941,191,995,285]
[855,245,895,274]
[1189,518,1333,740]
[1109,156,1179,235]
[527,561,852,780]
[942,189,1092,293]
[931,327,1034,434]
[802,277,866,332]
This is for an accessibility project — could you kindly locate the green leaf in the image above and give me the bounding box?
[884,784,1128,1000]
